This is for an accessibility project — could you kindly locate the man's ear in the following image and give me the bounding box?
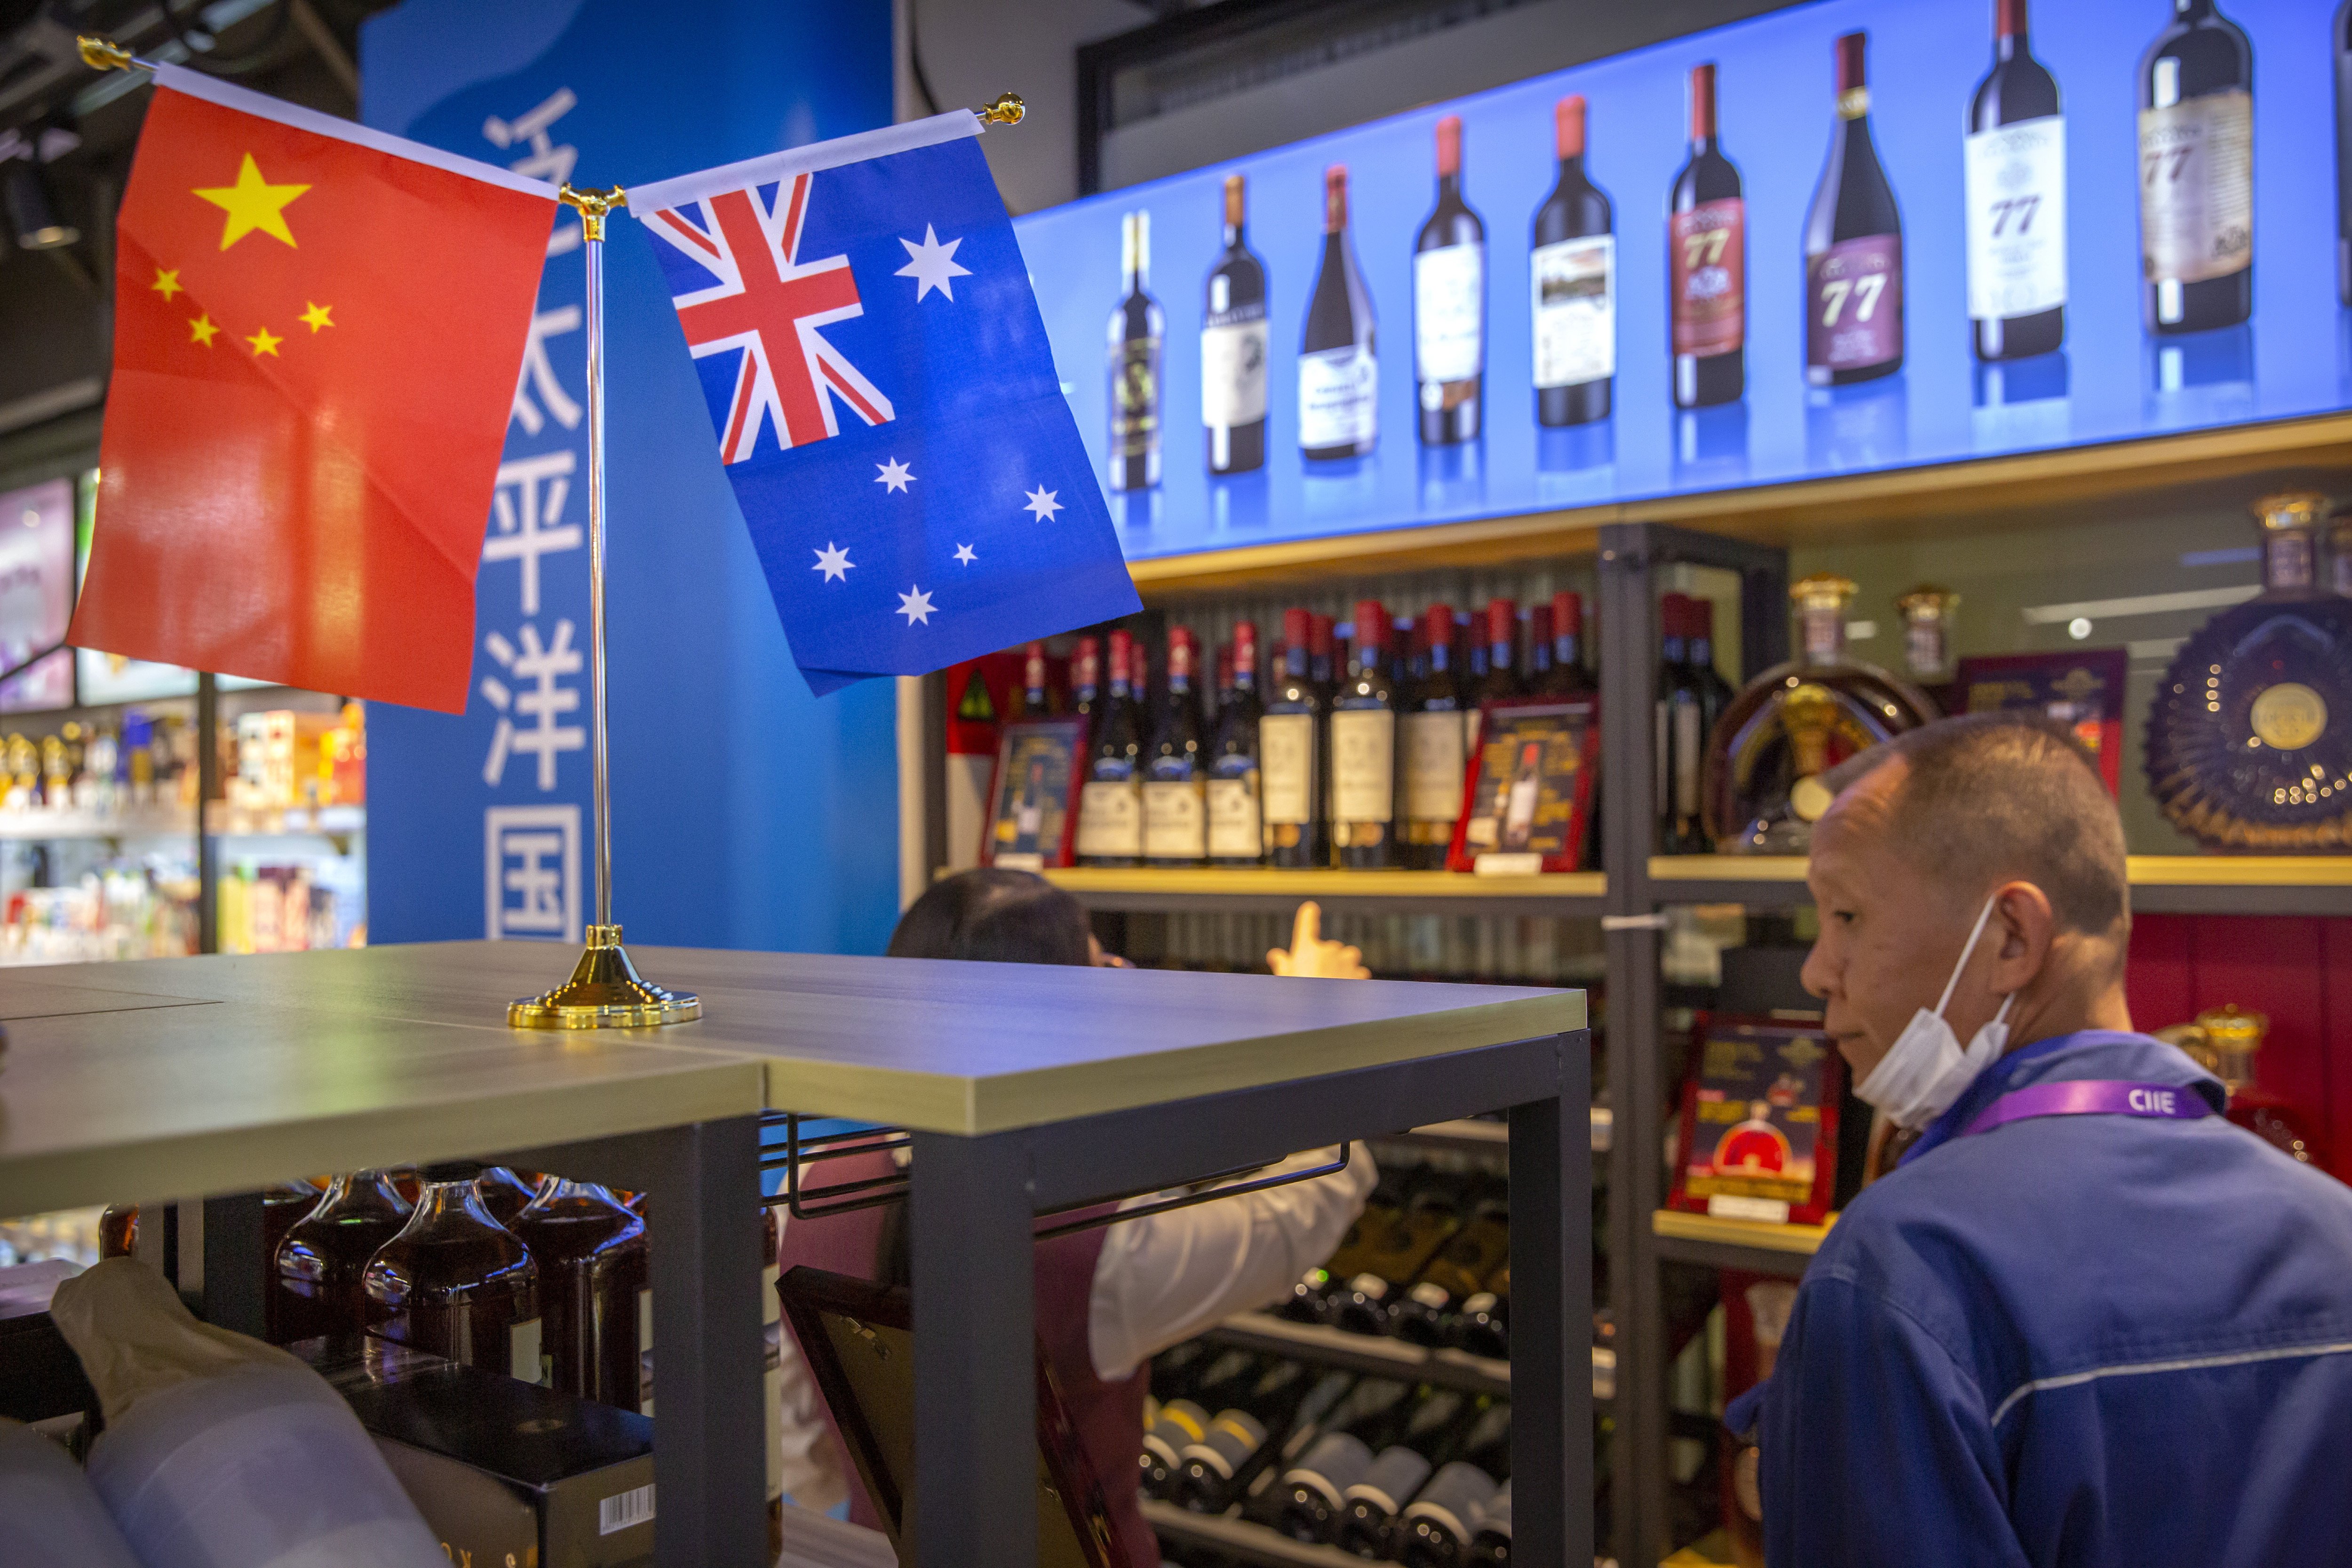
[1991,881,2056,991]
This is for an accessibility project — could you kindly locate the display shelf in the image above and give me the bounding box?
[1204,1311,1616,1401]
[1650,1210,1835,1277]
[1125,410,2352,598]
[204,803,366,838]
[0,804,191,840]
[1646,854,2352,916]
[1139,1499,1363,1568]
[1039,865,1606,914]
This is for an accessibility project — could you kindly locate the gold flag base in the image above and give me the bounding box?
[508,924,700,1030]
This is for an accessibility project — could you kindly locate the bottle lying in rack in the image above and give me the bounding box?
[1701,573,1938,853]
[1268,1377,1416,1541]
[1173,1359,1354,1514]
[1391,1178,1508,1347]
[1336,1386,1479,1554]
[1395,1401,1511,1567]
[1145,1345,1260,1498]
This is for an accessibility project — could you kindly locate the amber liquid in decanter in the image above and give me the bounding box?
[509,1178,647,1409]
[363,1167,542,1380]
[273,1170,410,1344]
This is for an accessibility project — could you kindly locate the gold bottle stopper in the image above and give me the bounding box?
[1896,585,1958,618]
[2252,492,2328,533]
[2194,1003,2266,1050]
[1791,573,1858,611]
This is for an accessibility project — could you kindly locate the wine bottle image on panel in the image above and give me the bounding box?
[1533,94,1616,427]
[1670,62,1745,408]
[1107,210,1163,491]
[1804,32,1904,386]
[2137,0,2252,334]
[1967,0,2067,360]
[1415,115,1486,446]
[1302,165,1379,461]
[1205,174,1270,475]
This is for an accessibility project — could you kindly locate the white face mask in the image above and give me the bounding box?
[1853,893,2017,1131]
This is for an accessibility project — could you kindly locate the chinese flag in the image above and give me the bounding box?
[68,66,557,712]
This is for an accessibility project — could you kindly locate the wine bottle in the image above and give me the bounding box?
[1329,1170,1466,1335]
[1401,603,1467,869]
[1968,0,2067,360]
[1415,116,1486,447]
[1656,595,1708,854]
[1284,1165,1412,1323]
[1311,614,1338,700]
[362,1162,544,1382]
[1533,94,1616,427]
[1144,1349,1261,1498]
[1010,640,1055,720]
[1144,627,1209,867]
[1077,629,1144,867]
[1391,1178,1509,1347]
[2339,0,2352,307]
[1549,590,1596,698]
[1205,174,1270,476]
[1398,1403,1511,1568]
[1336,1388,1476,1555]
[509,1178,646,1410]
[1449,1261,1510,1361]
[1274,1378,1417,1543]
[1469,1478,1513,1565]
[1175,1361,1353,1514]
[1071,635,1101,722]
[1330,599,1398,868]
[1804,32,1903,386]
[273,1169,410,1344]
[1686,597,1736,751]
[1107,211,1164,491]
[1525,602,1556,690]
[1301,166,1378,461]
[1209,620,1267,866]
[1263,609,1330,869]
[2137,0,2253,334]
[1669,62,1746,409]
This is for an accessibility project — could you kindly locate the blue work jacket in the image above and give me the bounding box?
[1724,1029,2352,1566]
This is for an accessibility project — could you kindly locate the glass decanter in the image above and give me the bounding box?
[362,1162,543,1381]
[508,1178,646,1409]
[272,1169,410,1344]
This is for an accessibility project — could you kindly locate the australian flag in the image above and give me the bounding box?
[630,113,1139,694]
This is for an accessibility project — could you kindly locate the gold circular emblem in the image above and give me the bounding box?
[1790,774,1836,822]
[2250,683,2328,752]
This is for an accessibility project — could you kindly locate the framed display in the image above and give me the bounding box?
[982,716,1084,870]
[1954,648,2129,796]
[1669,1015,1843,1227]
[1447,695,1599,874]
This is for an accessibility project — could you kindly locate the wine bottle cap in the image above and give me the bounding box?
[1324,165,1348,232]
[1310,614,1335,655]
[1690,597,1716,641]
[1168,626,1196,680]
[1688,62,1718,141]
[1283,607,1312,646]
[1434,115,1462,177]
[1835,31,1869,107]
[1790,573,1858,611]
[1486,598,1517,645]
[1353,600,1386,646]
[1996,0,2027,40]
[1422,603,1454,644]
[1108,628,1132,685]
[1529,603,1554,645]
[1222,171,1245,229]
[1896,586,1958,619]
[1555,95,1586,161]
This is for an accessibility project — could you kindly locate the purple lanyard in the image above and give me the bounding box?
[1963,1079,2213,1139]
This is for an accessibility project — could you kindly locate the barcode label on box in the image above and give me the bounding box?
[599,1483,656,1536]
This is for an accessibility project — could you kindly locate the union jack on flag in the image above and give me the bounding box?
[631,112,1136,694]
[641,173,895,461]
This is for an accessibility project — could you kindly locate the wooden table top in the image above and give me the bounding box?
[0,942,1582,1208]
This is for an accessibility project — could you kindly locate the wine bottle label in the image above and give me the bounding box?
[1298,346,1378,449]
[1201,318,1269,427]
[1330,709,1397,823]
[1673,700,1703,819]
[1532,234,1615,388]
[1075,780,1142,856]
[1806,234,1903,372]
[1207,774,1263,857]
[1261,713,1317,825]
[1143,780,1207,858]
[509,1316,548,1387]
[1108,334,1162,456]
[2137,90,2252,284]
[1401,711,1468,826]
[1669,199,1745,356]
[1964,115,2067,318]
[1414,242,1484,383]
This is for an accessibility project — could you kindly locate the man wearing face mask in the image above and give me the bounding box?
[1724,714,2352,1567]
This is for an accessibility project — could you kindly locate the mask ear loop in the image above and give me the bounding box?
[1933,893,2005,1020]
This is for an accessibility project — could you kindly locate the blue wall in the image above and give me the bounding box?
[360,0,900,955]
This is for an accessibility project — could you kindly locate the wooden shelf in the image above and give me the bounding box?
[1651,1209,1836,1277]
[1039,866,1605,914]
[1646,854,2352,916]
[0,805,192,841]
[1128,411,2352,597]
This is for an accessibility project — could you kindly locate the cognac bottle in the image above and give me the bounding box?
[2147,493,2352,852]
[1702,573,1938,853]
[2194,1004,2322,1164]
[362,1162,544,1382]
[508,1178,647,1409]
[273,1169,410,1343]
[1896,586,1959,684]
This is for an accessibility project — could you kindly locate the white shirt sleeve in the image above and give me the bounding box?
[1087,1144,1380,1384]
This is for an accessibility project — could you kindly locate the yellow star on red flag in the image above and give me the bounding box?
[193,154,309,250]
[299,301,334,333]
[246,325,282,358]
[151,268,182,300]
[188,313,219,346]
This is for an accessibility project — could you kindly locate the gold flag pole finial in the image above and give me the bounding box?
[77,36,138,72]
[509,175,697,1032]
[976,92,1025,126]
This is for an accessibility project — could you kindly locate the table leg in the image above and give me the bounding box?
[912,1130,1035,1568]
[643,1115,766,1568]
[1510,1033,1596,1566]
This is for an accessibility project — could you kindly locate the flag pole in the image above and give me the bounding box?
[507,185,700,1029]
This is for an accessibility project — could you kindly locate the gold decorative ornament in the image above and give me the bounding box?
[508,924,700,1030]
[556,183,627,244]
[976,93,1026,126]
[77,35,135,72]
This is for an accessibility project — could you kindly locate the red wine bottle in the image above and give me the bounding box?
[1968,0,2066,360]
[1669,63,1745,409]
[1264,608,1329,868]
[1076,629,1144,867]
[1301,166,1378,461]
[2137,0,2252,334]
[1071,635,1101,722]
[1144,627,1208,867]
[1804,32,1904,387]
[1549,589,1596,698]
[1208,620,1265,866]
[1331,599,1398,869]
[1533,95,1615,427]
[1414,116,1485,447]
[1656,594,1708,854]
[1401,604,1467,870]
[1205,174,1270,475]
[1106,211,1163,491]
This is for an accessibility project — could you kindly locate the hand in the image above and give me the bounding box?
[1267,901,1369,979]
